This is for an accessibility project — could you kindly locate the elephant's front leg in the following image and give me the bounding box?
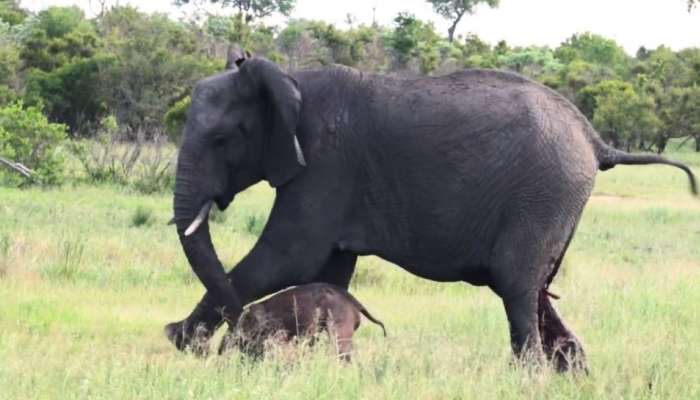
[166,232,336,354]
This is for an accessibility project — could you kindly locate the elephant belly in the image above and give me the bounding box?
[375,251,492,284]
[338,219,494,284]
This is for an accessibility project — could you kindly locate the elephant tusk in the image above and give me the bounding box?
[184,201,213,236]
[294,135,306,166]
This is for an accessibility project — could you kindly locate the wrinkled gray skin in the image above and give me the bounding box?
[218,282,386,361]
[166,55,697,371]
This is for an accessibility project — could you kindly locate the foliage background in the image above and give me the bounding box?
[0,0,698,180]
[0,2,699,397]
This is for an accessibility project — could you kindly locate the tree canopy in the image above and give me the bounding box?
[0,2,697,154]
[427,0,499,42]
[174,0,295,22]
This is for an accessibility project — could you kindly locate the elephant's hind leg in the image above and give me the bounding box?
[501,289,544,366]
[489,213,583,369]
[489,233,547,366]
[538,289,588,373]
[537,227,588,373]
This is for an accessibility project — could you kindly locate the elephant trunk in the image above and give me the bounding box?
[173,145,243,322]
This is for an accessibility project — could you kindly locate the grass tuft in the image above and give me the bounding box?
[40,238,85,282]
[209,205,227,224]
[130,205,154,228]
[244,213,265,236]
[0,233,9,277]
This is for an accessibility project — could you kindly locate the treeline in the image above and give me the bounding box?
[0,1,698,187]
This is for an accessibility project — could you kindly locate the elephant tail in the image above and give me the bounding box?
[334,286,387,337]
[358,306,387,337]
[595,142,698,196]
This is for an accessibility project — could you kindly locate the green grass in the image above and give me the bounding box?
[1,145,699,399]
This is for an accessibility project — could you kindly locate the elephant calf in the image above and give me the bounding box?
[219,283,386,361]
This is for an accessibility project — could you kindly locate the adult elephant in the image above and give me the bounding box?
[166,55,697,371]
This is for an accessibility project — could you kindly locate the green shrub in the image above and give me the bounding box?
[69,116,140,185]
[130,134,175,194]
[164,96,190,143]
[0,101,67,186]
[130,206,154,228]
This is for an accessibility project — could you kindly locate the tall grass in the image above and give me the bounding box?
[0,145,699,398]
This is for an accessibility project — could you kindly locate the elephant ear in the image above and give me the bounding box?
[239,58,306,187]
[225,47,252,71]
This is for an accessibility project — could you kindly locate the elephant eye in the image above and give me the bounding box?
[213,135,227,146]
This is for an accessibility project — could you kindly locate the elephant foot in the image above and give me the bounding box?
[538,289,588,373]
[164,320,213,357]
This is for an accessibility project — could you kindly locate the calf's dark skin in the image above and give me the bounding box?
[218,283,386,361]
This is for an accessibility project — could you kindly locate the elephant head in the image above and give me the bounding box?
[173,57,306,314]
[225,47,252,71]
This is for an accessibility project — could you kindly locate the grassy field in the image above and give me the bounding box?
[1,144,699,399]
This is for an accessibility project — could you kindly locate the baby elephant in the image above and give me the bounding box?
[219,283,386,361]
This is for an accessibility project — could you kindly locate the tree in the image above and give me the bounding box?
[19,6,100,72]
[175,0,294,57]
[498,46,563,82]
[0,101,68,186]
[551,34,630,103]
[555,32,629,77]
[689,0,697,12]
[97,6,218,136]
[585,80,660,150]
[277,19,325,69]
[345,25,390,72]
[657,86,700,152]
[637,46,686,89]
[0,0,27,26]
[0,21,21,105]
[386,12,440,74]
[13,6,106,133]
[24,55,111,133]
[460,33,499,68]
[427,0,499,42]
[174,0,294,28]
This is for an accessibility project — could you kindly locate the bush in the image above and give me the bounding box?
[70,120,175,193]
[69,116,140,185]
[164,96,189,143]
[0,101,67,186]
[130,206,154,228]
[130,133,175,194]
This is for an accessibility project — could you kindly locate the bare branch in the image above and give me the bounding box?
[0,156,34,178]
